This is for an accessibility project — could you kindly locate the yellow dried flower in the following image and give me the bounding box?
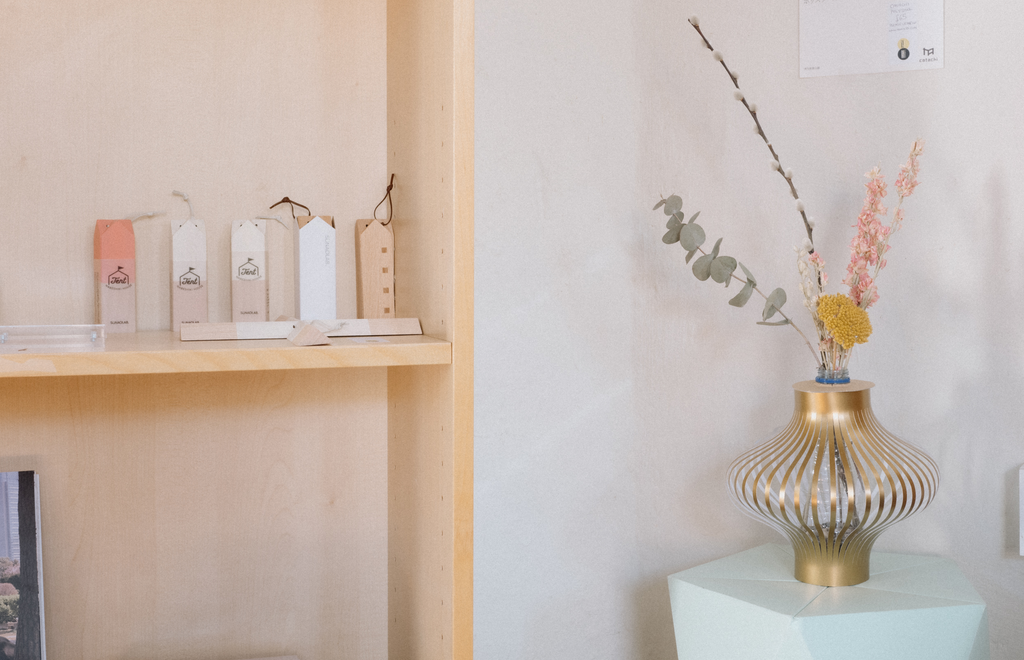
[816,294,872,350]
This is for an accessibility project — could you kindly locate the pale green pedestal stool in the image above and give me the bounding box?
[668,544,989,660]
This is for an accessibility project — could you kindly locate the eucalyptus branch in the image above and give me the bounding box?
[661,202,822,367]
[720,257,821,365]
[687,17,815,251]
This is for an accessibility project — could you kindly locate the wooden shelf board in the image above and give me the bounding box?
[0,331,451,378]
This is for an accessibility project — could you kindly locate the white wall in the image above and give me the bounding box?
[476,1,1024,658]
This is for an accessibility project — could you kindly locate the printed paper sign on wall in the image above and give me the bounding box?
[799,0,943,78]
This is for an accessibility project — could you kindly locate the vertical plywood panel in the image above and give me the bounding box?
[0,369,388,659]
[388,0,473,658]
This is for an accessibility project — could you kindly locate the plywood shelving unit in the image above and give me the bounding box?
[0,333,452,378]
[0,1,472,659]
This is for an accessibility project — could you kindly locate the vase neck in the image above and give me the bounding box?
[794,387,872,416]
[816,367,850,384]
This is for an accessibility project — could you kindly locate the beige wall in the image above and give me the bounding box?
[0,0,387,328]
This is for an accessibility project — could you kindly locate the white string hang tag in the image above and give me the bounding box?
[172,190,196,222]
[131,211,165,224]
[256,215,290,230]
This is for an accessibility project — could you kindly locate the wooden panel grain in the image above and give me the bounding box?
[451,1,475,658]
[0,332,450,377]
[355,220,397,319]
[387,0,473,657]
[0,369,388,660]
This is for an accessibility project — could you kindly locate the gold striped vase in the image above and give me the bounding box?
[728,380,939,586]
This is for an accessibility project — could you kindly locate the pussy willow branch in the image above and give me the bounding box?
[688,21,816,253]
[691,244,823,366]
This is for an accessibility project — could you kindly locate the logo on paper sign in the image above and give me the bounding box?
[897,38,910,61]
[237,258,261,280]
[923,47,934,56]
[107,266,131,289]
[178,267,202,290]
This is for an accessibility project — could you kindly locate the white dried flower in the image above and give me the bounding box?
[748,102,758,113]
[712,50,724,61]
[796,199,805,212]
[770,160,781,171]
[784,168,793,179]
[688,15,700,26]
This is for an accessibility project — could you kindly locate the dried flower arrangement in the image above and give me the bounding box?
[656,16,924,383]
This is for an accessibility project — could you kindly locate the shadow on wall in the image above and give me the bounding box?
[1006,467,1021,558]
[631,573,679,660]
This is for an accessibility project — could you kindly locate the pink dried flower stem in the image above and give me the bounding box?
[687,20,815,251]
[845,140,923,310]
[869,139,923,284]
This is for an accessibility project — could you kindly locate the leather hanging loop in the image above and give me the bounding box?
[269,196,310,221]
[372,174,395,226]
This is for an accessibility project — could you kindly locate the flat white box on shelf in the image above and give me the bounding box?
[293,215,336,320]
[668,544,989,660]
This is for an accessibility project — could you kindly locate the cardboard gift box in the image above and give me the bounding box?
[231,218,270,322]
[293,215,336,320]
[171,217,208,330]
[94,219,136,332]
[355,218,395,318]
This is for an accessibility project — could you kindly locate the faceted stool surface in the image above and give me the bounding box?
[667,544,989,660]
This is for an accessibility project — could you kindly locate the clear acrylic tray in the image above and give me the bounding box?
[0,325,106,354]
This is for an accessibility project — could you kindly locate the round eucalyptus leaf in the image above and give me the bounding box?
[710,256,737,285]
[710,237,723,260]
[692,253,714,281]
[729,281,755,307]
[662,225,682,244]
[685,248,698,264]
[688,211,701,224]
[666,214,683,230]
[664,195,683,216]
[679,223,706,251]
[653,199,667,211]
[762,287,787,321]
[739,262,757,286]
